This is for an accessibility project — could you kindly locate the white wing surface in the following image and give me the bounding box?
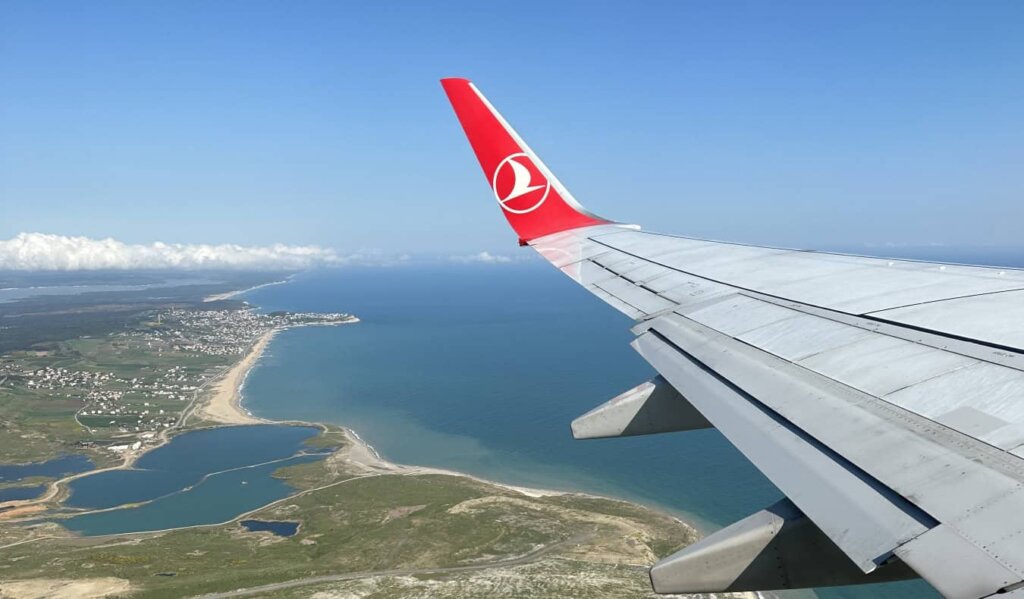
[442,77,1024,598]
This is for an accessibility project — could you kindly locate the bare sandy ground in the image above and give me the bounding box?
[198,330,277,425]
[0,505,46,521]
[0,577,130,599]
[337,427,563,498]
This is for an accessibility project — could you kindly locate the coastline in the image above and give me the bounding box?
[197,319,360,426]
[192,309,703,524]
[335,426,564,499]
[4,282,705,558]
[202,275,293,303]
[198,330,277,425]
[194,321,570,501]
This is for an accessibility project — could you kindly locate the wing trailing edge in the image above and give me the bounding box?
[651,498,917,593]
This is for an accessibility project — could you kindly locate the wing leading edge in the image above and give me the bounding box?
[441,78,1024,598]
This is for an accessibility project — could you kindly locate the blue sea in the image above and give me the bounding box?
[241,261,964,599]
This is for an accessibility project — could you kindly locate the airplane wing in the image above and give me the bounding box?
[441,78,1024,598]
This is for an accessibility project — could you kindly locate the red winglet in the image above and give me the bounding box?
[441,78,611,243]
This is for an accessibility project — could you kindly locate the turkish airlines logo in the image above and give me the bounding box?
[491,152,550,214]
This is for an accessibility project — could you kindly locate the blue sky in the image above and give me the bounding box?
[2,1,1022,256]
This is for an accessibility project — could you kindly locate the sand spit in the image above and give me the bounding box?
[203,277,292,303]
[337,427,564,499]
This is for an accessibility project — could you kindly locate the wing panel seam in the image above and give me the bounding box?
[646,330,941,532]
[865,287,1024,315]
[587,236,1024,367]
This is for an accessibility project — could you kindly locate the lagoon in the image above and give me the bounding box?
[0,454,93,483]
[0,485,47,502]
[60,425,322,535]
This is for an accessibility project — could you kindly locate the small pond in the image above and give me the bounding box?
[240,519,299,537]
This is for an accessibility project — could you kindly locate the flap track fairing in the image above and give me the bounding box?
[571,375,712,440]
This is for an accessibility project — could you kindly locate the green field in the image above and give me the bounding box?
[0,332,234,468]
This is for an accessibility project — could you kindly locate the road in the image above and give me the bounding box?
[192,532,594,598]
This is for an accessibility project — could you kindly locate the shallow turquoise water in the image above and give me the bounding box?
[242,264,942,598]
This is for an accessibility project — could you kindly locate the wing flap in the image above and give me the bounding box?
[634,330,932,572]
[647,305,1024,587]
[895,525,1019,598]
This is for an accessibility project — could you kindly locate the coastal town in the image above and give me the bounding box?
[0,306,356,454]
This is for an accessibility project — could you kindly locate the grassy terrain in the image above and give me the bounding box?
[0,381,91,464]
[0,452,698,598]
[0,334,233,468]
[268,560,662,599]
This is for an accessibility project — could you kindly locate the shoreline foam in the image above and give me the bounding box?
[336,427,564,499]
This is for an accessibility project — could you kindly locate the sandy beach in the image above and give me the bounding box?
[198,330,277,425]
[337,426,564,499]
[203,277,291,303]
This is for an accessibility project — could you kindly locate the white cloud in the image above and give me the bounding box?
[448,251,514,264]
[0,232,344,271]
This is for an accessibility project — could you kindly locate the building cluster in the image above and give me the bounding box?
[130,309,353,357]
[77,365,197,433]
[1,363,196,435]
[21,366,112,390]
[0,306,353,452]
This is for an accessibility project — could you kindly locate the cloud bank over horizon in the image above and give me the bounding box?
[0,233,344,271]
[448,251,514,264]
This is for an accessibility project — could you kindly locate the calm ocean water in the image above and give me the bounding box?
[241,259,994,599]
